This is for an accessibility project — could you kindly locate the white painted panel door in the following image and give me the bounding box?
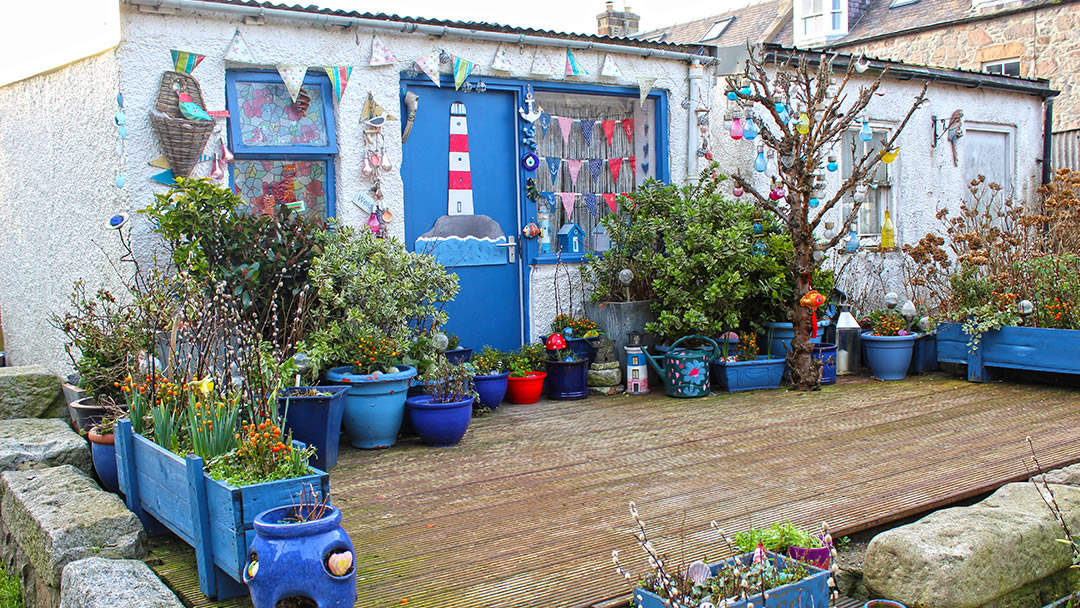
[964,130,1010,195]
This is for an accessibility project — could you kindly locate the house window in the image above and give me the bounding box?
[831,0,844,30]
[982,59,1021,77]
[802,0,825,36]
[225,71,338,219]
[532,90,659,260]
[841,125,894,239]
[964,128,1013,196]
[700,17,735,42]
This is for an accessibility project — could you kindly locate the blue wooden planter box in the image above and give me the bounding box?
[937,322,1080,382]
[710,356,785,392]
[114,420,329,600]
[634,550,829,608]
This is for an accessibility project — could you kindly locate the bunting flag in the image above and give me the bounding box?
[559,192,577,216]
[600,54,622,78]
[602,120,616,146]
[361,92,395,122]
[567,159,583,188]
[223,29,254,64]
[589,159,604,186]
[637,76,657,108]
[148,155,171,169]
[530,50,556,77]
[491,44,513,72]
[622,118,634,141]
[323,66,352,102]
[557,116,574,147]
[370,34,396,66]
[546,157,561,182]
[539,111,551,136]
[414,51,441,86]
[171,50,205,74]
[580,120,594,147]
[452,56,475,90]
[609,157,623,184]
[276,65,308,103]
[628,155,637,174]
[602,193,618,213]
[583,193,598,217]
[565,49,588,76]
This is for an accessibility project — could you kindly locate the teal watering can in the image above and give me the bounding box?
[641,335,719,398]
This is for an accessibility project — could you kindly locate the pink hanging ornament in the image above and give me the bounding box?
[729,117,743,140]
[367,211,381,234]
[220,138,234,164]
[210,154,225,181]
[733,186,744,198]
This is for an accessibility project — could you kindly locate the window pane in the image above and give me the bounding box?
[832,0,842,10]
[832,11,843,29]
[812,0,823,13]
[1003,61,1020,76]
[842,128,889,236]
[983,64,1003,74]
[235,81,329,147]
[233,159,329,219]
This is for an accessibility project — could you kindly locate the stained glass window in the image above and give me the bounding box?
[235,81,329,148]
[232,159,330,220]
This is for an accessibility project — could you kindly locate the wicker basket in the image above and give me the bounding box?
[149,71,215,178]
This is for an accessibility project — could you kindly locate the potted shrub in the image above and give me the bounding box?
[405,357,475,446]
[278,385,349,471]
[471,346,510,411]
[542,314,601,364]
[543,334,589,401]
[734,520,834,570]
[505,344,547,405]
[245,486,356,608]
[443,334,473,365]
[711,332,785,392]
[862,308,917,381]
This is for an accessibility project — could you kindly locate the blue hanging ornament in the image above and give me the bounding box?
[754,148,767,172]
[809,197,820,208]
[859,118,873,142]
[727,89,737,100]
[846,226,861,252]
[827,156,838,172]
[116,92,124,107]
[115,173,126,188]
[778,106,790,125]
[744,117,759,140]
[739,85,752,96]
[752,239,769,256]
[774,102,786,113]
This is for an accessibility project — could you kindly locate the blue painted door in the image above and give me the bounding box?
[402,82,523,352]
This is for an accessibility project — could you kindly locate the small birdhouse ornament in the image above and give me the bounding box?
[556,223,585,254]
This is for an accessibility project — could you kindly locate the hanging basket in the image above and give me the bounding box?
[149,70,215,178]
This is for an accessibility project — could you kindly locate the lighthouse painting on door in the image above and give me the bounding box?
[415,101,510,266]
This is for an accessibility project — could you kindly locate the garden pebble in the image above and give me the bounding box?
[60,558,184,608]
[0,418,91,473]
[0,365,65,420]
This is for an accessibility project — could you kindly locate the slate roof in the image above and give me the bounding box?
[635,0,790,47]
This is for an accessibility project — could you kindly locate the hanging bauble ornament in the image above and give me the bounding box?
[367,211,381,234]
[726,88,737,101]
[729,117,743,140]
[778,106,790,125]
[859,118,873,142]
[796,110,810,134]
[733,186,744,198]
[846,225,861,252]
[752,239,769,256]
[743,117,758,140]
[774,102,786,114]
[521,152,539,172]
[809,197,820,208]
[827,155,838,172]
[853,185,867,203]
[754,148,767,173]
[739,84,752,97]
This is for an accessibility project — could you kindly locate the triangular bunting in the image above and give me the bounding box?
[152,169,176,185]
[149,155,171,169]
[628,155,637,174]
[602,193,618,213]
[323,66,352,102]
[361,93,395,122]
[565,49,588,76]
[580,120,594,147]
[602,120,616,146]
[491,44,513,72]
[223,30,254,64]
[276,65,308,103]
[171,50,205,74]
[600,54,622,78]
[539,112,551,136]
[546,157,561,182]
[414,51,441,87]
[567,159,583,188]
[608,157,623,184]
[559,192,576,217]
[637,77,656,108]
[589,159,604,186]
[369,34,396,67]
[530,51,556,78]
[452,56,475,90]
[622,118,634,141]
[557,116,574,147]
[583,193,598,217]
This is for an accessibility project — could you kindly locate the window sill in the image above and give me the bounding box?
[530,252,589,265]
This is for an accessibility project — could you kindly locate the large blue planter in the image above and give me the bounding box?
[114,420,329,600]
[711,356,785,391]
[89,429,119,494]
[326,365,416,449]
[862,332,916,381]
[813,342,838,385]
[473,372,509,411]
[245,505,355,608]
[937,322,1080,382]
[766,321,825,359]
[405,394,474,446]
[544,359,589,400]
[278,386,349,471]
[634,550,829,608]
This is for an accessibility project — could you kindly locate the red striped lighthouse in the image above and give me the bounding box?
[448,101,474,215]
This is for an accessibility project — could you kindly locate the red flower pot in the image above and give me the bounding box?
[506,372,546,404]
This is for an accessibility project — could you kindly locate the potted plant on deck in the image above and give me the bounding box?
[471,346,510,411]
[443,334,473,365]
[734,520,835,570]
[711,332,785,392]
[543,314,602,364]
[405,357,475,447]
[543,333,589,401]
[862,308,917,381]
[278,382,350,471]
[505,343,547,405]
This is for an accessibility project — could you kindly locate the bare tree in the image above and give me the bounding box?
[726,45,927,390]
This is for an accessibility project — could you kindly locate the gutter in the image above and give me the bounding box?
[124,0,718,65]
[1043,98,1054,184]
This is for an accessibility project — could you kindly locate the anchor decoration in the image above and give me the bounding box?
[519,84,542,123]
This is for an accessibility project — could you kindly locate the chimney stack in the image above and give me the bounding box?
[597,1,640,37]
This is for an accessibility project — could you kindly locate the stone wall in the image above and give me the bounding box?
[836,2,1080,131]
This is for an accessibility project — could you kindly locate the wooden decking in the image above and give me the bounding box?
[155,373,1080,608]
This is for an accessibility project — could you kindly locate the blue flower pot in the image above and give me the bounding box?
[89,428,119,494]
[539,336,596,365]
[813,342,838,385]
[444,347,473,365]
[405,394,474,446]
[711,356,785,391]
[544,359,589,400]
[473,372,509,411]
[862,332,916,381]
[766,321,825,358]
[278,386,349,471]
[326,366,417,449]
[245,505,355,608]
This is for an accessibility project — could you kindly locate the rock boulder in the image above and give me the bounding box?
[60,558,184,608]
[0,418,91,473]
[0,365,65,420]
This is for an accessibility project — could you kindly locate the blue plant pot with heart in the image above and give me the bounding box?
[326,366,416,449]
[472,372,509,410]
[405,394,474,446]
[861,332,916,381]
[245,505,355,608]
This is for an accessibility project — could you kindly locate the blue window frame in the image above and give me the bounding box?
[225,70,338,218]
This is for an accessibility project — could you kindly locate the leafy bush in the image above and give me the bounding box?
[472,346,509,375]
[508,343,547,376]
[734,520,824,553]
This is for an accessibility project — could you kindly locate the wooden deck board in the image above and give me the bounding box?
[151,374,1080,608]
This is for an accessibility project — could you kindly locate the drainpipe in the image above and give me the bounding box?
[686,60,704,183]
[1042,97,1054,185]
[125,0,717,65]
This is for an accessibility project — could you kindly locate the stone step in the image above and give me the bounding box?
[0,365,65,420]
[60,558,183,608]
[0,418,90,473]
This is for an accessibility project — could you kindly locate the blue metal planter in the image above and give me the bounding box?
[473,372,509,410]
[937,322,1080,382]
[326,366,417,449]
[278,386,349,471]
[405,394,474,446]
[813,342,838,385]
[245,505,355,608]
[711,356,785,391]
[862,332,916,381]
[634,550,829,608]
[544,359,589,400]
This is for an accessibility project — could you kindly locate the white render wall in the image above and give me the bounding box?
[708,70,1046,310]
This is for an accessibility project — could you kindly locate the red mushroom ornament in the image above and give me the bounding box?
[545,333,567,351]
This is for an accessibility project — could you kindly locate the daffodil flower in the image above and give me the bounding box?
[192,376,214,396]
